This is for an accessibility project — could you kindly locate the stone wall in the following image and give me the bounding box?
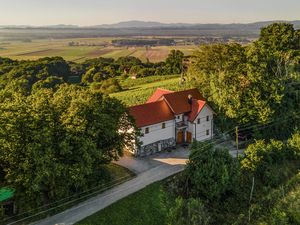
[137,137,176,157]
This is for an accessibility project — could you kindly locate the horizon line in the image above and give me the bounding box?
[1,19,299,28]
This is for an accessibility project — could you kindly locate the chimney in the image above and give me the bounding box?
[188,94,193,105]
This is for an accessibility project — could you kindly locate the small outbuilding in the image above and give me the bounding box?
[0,187,15,218]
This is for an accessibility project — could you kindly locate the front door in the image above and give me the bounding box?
[177,130,183,144]
[186,131,192,143]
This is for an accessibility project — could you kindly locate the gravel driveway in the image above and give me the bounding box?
[114,147,190,174]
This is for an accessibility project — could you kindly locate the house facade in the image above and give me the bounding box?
[129,88,215,156]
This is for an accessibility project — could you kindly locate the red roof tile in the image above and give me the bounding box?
[147,88,174,103]
[129,100,174,128]
[163,88,205,114]
[188,99,206,122]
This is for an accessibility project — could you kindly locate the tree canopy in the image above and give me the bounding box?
[184,141,239,201]
[188,23,300,138]
[0,85,137,210]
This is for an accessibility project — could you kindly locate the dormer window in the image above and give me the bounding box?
[145,127,149,134]
[197,118,200,124]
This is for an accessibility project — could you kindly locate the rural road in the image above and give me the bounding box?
[31,148,189,225]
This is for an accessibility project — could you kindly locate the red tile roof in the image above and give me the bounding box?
[147,88,174,103]
[188,99,206,122]
[129,100,174,128]
[129,88,210,128]
[163,88,205,114]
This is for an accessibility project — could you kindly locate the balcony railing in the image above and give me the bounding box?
[176,121,188,129]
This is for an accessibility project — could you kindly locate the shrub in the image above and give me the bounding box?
[287,130,300,159]
[167,197,210,225]
[184,141,240,201]
[241,139,293,187]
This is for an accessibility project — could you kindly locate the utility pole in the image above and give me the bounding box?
[235,126,239,157]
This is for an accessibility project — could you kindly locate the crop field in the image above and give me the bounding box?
[112,75,192,106]
[0,38,197,62]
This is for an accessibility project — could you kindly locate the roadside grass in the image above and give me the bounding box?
[107,164,135,181]
[0,164,135,225]
[76,181,169,225]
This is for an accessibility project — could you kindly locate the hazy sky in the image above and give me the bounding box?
[0,0,299,26]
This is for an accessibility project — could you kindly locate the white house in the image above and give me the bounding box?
[129,88,215,156]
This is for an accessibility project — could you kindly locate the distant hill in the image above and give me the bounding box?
[0,20,299,41]
[1,20,300,29]
[91,20,300,29]
[93,20,166,28]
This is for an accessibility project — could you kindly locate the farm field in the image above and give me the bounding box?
[0,37,197,62]
[112,75,191,106]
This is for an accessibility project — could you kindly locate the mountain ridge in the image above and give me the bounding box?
[1,20,300,29]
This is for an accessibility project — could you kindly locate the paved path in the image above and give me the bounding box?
[31,148,189,225]
[114,147,190,174]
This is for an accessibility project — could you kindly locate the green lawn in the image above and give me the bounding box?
[76,181,168,225]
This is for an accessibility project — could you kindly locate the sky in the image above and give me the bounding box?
[0,0,299,26]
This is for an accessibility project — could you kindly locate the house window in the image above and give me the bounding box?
[197,118,200,124]
[177,115,180,119]
[145,127,149,134]
[206,116,210,122]
[162,123,166,129]
[206,129,210,136]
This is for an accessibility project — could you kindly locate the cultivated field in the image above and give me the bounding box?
[112,75,191,106]
[0,37,197,62]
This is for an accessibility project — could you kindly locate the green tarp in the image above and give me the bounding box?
[0,188,14,202]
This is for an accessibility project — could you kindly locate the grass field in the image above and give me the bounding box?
[112,75,191,106]
[0,38,197,63]
[76,181,168,225]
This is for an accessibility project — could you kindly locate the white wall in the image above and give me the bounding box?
[188,105,214,141]
[139,119,175,146]
[175,114,184,123]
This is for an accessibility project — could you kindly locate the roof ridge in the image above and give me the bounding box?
[161,96,175,114]
[156,87,173,92]
[163,88,198,96]
[193,98,206,102]
[129,99,165,108]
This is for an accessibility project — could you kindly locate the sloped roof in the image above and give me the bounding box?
[147,88,174,103]
[163,88,205,114]
[129,100,174,128]
[188,99,206,122]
